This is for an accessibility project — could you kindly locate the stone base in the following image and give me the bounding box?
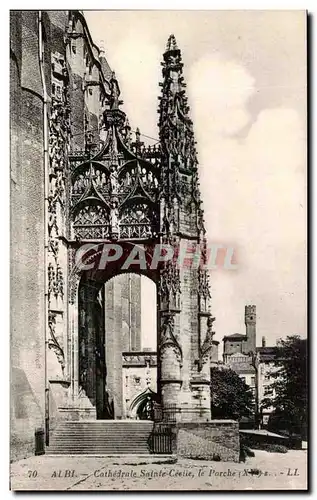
[48,383,97,426]
[174,420,240,462]
[57,406,97,421]
[173,406,211,423]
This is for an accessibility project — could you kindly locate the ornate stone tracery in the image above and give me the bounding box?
[198,267,211,310]
[159,313,183,365]
[73,204,110,240]
[120,203,158,239]
[158,35,198,172]
[158,261,181,310]
[198,315,216,370]
[46,51,70,374]
[48,311,65,374]
[68,82,161,242]
[156,36,215,415]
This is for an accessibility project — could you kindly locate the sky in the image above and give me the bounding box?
[84,10,307,348]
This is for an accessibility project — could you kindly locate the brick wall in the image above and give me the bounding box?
[10,10,46,461]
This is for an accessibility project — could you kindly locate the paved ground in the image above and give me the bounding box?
[10,450,307,491]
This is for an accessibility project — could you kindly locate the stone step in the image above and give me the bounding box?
[52,426,152,430]
[49,443,150,446]
[52,430,151,433]
[50,443,150,447]
[56,421,153,424]
[48,448,151,454]
[49,451,151,455]
[54,426,153,429]
[52,422,153,428]
[53,434,150,438]
[54,428,152,433]
[49,420,155,455]
[49,447,150,452]
[48,446,150,455]
[49,447,151,453]
[49,440,151,445]
[50,441,150,446]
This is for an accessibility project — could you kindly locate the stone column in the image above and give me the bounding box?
[188,265,214,422]
[158,251,183,420]
[159,312,182,420]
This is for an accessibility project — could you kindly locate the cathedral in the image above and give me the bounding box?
[10,10,238,462]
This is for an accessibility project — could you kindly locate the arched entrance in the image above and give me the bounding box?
[77,270,158,420]
[78,276,107,419]
[129,388,159,420]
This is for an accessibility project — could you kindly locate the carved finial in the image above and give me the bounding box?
[121,117,132,145]
[207,315,216,331]
[166,34,179,52]
[136,127,141,143]
[124,117,131,130]
[99,39,105,55]
[85,131,95,155]
[131,127,144,155]
[109,71,121,110]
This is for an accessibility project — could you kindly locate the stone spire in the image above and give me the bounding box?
[156,40,214,422]
[166,33,179,52]
[158,34,198,171]
[158,35,204,239]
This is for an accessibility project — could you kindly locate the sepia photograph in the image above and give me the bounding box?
[9,9,307,491]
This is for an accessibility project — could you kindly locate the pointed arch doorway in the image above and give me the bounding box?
[78,270,158,420]
[129,388,159,420]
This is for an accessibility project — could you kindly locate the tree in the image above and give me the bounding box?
[263,335,307,438]
[210,367,254,421]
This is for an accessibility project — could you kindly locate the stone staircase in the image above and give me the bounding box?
[48,420,154,455]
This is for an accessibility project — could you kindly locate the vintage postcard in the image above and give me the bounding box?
[10,10,307,491]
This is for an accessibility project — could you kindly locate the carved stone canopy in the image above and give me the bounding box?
[69,119,161,241]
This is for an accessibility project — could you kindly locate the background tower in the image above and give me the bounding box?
[245,305,256,353]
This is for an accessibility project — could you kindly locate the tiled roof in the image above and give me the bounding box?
[223,333,246,340]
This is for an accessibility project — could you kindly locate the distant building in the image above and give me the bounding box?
[257,344,279,425]
[222,305,278,426]
[122,351,157,419]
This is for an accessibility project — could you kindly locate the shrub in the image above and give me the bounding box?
[247,442,288,453]
[239,443,247,462]
[261,444,288,453]
[245,446,255,457]
[240,443,255,462]
[240,432,289,452]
